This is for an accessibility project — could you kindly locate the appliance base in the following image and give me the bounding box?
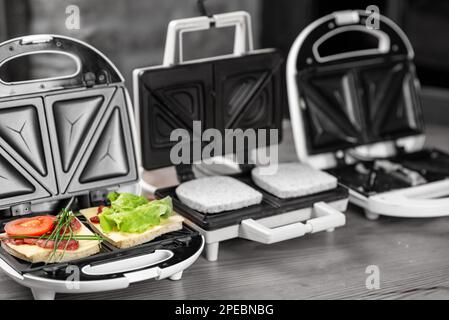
[184,199,347,262]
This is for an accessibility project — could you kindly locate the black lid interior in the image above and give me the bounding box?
[295,13,425,156]
[137,50,284,170]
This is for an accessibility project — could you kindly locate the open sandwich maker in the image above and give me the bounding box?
[134,11,348,262]
[0,35,203,300]
[287,10,449,219]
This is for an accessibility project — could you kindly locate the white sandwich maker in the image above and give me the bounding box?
[287,10,449,220]
[0,35,204,300]
[134,11,348,262]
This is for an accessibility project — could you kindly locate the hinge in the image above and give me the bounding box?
[11,203,32,217]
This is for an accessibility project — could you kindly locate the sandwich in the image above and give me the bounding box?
[81,192,184,249]
[1,210,102,264]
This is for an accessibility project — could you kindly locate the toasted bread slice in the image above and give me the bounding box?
[1,222,101,264]
[80,207,184,249]
[252,163,338,199]
[176,176,263,213]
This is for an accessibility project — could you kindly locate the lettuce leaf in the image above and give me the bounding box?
[100,194,173,234]
[107,191,120,203]
[109,192,149,212]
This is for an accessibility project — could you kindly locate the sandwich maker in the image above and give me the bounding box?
[134,11,348,262]
[287,10,449,220]
[0,35,203,300]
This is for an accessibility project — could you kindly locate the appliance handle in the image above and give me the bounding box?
[163,11,254,66]
[121,236,205,282]
[239,202,346,244]
[287,10,415,72]
[0,34,123,96]
[19,236,204,298]
[80,235,204,283]
[311,25,391,63]
[81,249,174,282]
[369,180,449,218]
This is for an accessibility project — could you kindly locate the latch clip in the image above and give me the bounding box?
[11,203,32,217]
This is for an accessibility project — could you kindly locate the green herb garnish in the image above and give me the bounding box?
[42,208,103,263]
[0,208,104,264]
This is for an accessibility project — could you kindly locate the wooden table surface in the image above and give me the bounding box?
[1,124,449,300]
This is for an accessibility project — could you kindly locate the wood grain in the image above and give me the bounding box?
[1,124,448,300]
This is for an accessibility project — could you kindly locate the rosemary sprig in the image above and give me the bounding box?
[62,225,73,256]
[49,209,71,262]
[1,197,104,264]
[46,208,103,263]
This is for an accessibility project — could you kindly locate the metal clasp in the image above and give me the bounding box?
[11,203,32,216]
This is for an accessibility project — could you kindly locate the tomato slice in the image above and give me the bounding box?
[5,216,55,237]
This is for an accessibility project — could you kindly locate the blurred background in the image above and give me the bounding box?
[0,0,448,125]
